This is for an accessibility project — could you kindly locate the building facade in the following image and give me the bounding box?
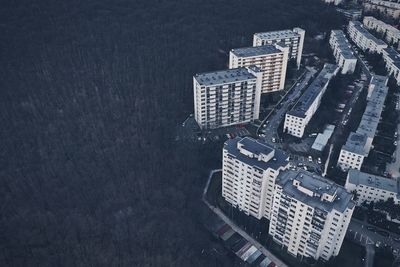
[338,76,388,171]
[363,16,400,50]
[347,21,388,53]
[193,66,262,129]
[269,170,355,261]
[363,0,400,19]
[382,47,400,85]
[229,44,289,93]
[222,137,290,220]
[284,64,339,138]
[329,30,358,74]
[345,169,400,205]
[253,28,305,68]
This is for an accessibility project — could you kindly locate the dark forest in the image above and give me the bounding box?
[0,0,343,266]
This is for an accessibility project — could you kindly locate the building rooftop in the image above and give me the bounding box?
[331,30,357,60]
[383,47,400,69]
[224,137,289,171]
[349,21,387,46]
[231,45,282,58]
[356,75,388,139]
[348,169,400,194]
[254,29,299,40]
[342,132,368,155]
[276,170,355,213]
[312,125,335,151]
[287,63,338,118]
[194,67,256,86]
[364,16,400,37]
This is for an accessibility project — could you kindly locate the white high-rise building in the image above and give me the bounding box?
[345,169,400,205]
[329,30,358,74]
[269,170,355,261]
[347,21,388,54]
[382,47,400,85]
[338,75,388,171]
[229,44,289,93]
[222,137,290,220]
[284,64,339,138]
[253,28,305,68]
[193,66,263,129]
[363,16,400,50]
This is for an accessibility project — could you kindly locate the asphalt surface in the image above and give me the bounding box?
[203,169,288,267]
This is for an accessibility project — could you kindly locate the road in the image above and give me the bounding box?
[348,218,400,252]
[258,67,317,145]
[202,170,288,267]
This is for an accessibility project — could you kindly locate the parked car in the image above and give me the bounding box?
[308,156,313,162]
[317,158,322,164]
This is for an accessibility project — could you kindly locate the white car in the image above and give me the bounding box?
[308,156,313,162]
[317,158,322,164]
[272,137,276,143]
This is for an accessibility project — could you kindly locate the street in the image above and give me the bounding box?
[202,169,288,267]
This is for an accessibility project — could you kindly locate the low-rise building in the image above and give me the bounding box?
[311,125,335,152]
[324,0,343,6]
[229,44,289,93]
[193,66,263,129]
[363,16,400,50]
[363,0,400,19]
[345,169,400,205]
[253,28,305,68]
[222,137,290,220]
[329,30,358,74]
[382,47,400,85]
[347,21,388,53]
[284,64,339,138]
[336,8,363,20]
[269,170,355,261]
[338,75,388,171]
[337,132,369,171]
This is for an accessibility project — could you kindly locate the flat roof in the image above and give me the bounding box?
[231,45,282,58]
[348,169,400,194]
[331,30,357,60]
[194,67,256,86]
[383,47,400,69]
[254,29,300,40]
[356,75,388,139]
[349,21,387,46]
[287,63,338,118]
[312,125,335,151]
[224,137,289,171]
[342,132,368,155]
[276,170,355,213]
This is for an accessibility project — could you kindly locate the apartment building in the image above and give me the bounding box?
[382,47,400,85]
[363,0,400,19]
[193,66,263,129]
[345,169,400,205]
[329,30,358,74]
[253,28,305,68]
[337,132,369,171]
[338,76,388,171]
[324,0,343,6]
[363,16,400,49]
[347,21,388,53]
[269,170,355,261]
[222,137,290,220]
[284,64,339,138]
[229,44,289,93]
[336,8,362,20]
